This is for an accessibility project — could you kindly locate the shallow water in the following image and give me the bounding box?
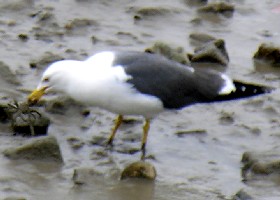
[1,0,280,199]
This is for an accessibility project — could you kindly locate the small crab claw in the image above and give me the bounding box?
[28,86,48,105]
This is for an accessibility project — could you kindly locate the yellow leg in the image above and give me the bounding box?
[141,118,150,160]
[107,115,123,145]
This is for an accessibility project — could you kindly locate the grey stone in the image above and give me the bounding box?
[253,43,280,66]
[72,168,101,185]
[121,161,156,180]
[189,39,229,66]
[3,136,63,163]
[198,2,235,15]
[145,42,190,65]
[29,52,64,70]
[241,151,280,181]
[232,189,253,200]
[0,61,20,86]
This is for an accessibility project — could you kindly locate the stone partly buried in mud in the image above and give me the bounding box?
[253,43,280,66]
[197,2,235,16]
[64,18,98,30]
[3,136,63,163]
[131,6,175,21]
[3,197,27,200]
[43,96,86,115]
[189,32,216,47]
[232,189,253,200]
[188,39,229,66]
[185,0,208,7]
[72,168,102,185]
[67,137,85,150]
[121,161,156,180]
[0,0,33,11]
[175,129,207,137]
[0,61,20,86]
[29,51,64,70]
[241,151,280,181]
[145,41,190,65]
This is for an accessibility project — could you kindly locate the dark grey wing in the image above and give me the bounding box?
[113,52,226,109]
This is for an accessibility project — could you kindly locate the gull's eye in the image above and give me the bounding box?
[43,77,50,82]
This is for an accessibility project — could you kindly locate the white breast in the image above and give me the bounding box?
[66,62,164,118]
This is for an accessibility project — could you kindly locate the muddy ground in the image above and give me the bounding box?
[1,0,280,199]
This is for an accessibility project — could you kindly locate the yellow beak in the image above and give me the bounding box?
[28,86,48,105]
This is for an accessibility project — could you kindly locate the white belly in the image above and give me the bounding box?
[66,67,164,118]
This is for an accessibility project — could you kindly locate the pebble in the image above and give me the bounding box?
[253,43,280,66]
[232,189,253,200]
[145,41,190,65]
[3,197,27,200]
[241,151,280,181]
[189,32,216,46]
[189,39,229,66]
[197,2,235,15]
[29,51,64,70]
[0,61,20,85]
[121,161,156,180]
[67,137,85,150]
[72,167,101,185]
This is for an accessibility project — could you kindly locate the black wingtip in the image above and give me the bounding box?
[233,80,273,96]
[214,80,273,102]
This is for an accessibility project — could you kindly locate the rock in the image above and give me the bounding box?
[32,24,63,43]
[44,96,79,115]
[145,42,190,65]
[0,61,20,85]
[3,136,63,163]
[189,32,216,46]
[116,31,138,44]
[253,43,280,66]
[130,6,178,21]
[18,33,29,41]
[72,168,101,185]
[36,10,53,22]
[67,137,85,150]
[29,51,64,70]
[197,2,235,16]
[90,135,108,147]
[135,7,171,17]
[115,144,140,155]
[241,151,280,181]
[219,111,235,125]
[64,18,99,30]
[29,6,64,43]
[232,189,253,200]
[175,129,207,137]
[90,148,109,160]
[185,0,208,7]
[239,124,261,136]
[30,7,55,23]
[189,39,229,66]
[0,0,34,11]
[3,197,27,200]
[121,161,156,180]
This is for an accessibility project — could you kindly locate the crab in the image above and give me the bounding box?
[6,100,41,136]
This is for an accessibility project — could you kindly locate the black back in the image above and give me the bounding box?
[113,51,228,109]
